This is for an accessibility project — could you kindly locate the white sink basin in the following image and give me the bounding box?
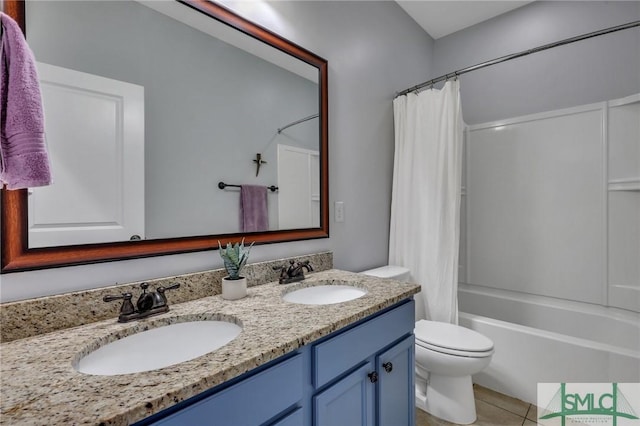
[75,320,242,375]
[283,284,367,305]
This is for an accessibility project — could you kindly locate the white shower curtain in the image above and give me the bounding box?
[389,80,464,324]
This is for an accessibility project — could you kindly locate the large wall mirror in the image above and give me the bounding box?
[1,0,328,273]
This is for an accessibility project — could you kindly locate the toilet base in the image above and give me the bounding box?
[415,373,477,425]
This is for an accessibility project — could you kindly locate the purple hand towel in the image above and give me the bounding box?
[0,12,52,190]
[240,185,268,232]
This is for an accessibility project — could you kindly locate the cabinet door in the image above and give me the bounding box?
[377,335,415,426]
[314,363,375,426]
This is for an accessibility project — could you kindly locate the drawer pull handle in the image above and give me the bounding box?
[383,362,393,373]
[368,372,378,383]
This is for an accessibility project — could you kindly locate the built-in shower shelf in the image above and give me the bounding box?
[608,178,640,192]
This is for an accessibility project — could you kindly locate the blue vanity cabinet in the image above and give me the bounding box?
[312,300,415,426]
[138,299,415,426]
[313,336,415,426]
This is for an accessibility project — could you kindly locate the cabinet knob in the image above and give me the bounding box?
[383,362,393,373]
[368,371,378,383]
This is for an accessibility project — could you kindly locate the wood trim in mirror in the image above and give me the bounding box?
[1,0,329,273]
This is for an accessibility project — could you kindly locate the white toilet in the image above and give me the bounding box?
[361,265,494,425]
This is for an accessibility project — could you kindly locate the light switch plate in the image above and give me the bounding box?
[335,201,345,222]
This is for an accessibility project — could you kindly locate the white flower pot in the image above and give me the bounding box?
[222,276,247,300]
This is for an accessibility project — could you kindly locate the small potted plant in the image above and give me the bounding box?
[218,238,254,300]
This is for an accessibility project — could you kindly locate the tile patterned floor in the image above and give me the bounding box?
[416,384,539,426]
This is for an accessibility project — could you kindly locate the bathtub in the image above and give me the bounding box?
[458,284,640,405]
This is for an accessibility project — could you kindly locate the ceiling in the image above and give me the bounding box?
[396,1,533,39]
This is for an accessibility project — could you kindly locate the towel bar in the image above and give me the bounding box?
[218,182,278,192]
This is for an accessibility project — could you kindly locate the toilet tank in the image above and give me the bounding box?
[361,265,410,281]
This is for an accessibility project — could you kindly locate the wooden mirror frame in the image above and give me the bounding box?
[1,0,329,273]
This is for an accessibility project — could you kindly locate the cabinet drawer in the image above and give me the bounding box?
[313,300,414,388]
[152,354,303,425]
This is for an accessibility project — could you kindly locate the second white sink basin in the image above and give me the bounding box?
[283,284,367,305]
[75,320,242,376]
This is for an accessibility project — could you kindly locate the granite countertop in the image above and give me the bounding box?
[0,269,420,425]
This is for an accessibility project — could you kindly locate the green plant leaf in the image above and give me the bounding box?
[218,238,253,279]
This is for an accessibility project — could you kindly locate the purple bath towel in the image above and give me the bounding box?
[0,12,52,190]
[240,185,269,232]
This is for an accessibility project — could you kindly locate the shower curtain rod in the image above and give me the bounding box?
[277,114,319,134]
[396,20,640,98]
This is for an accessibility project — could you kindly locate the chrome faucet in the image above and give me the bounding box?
[273,260,314,284]
[104,282,180,323]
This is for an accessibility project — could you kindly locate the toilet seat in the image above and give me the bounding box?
[415,339,494,358]
[414,320,494,358]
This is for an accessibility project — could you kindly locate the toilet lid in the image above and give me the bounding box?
[414,320,494,353]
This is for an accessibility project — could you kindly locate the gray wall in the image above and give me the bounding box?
[0,1,433,301]
[432,1,640,125]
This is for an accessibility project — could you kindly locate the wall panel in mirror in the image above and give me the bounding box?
[0,0,329,273]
